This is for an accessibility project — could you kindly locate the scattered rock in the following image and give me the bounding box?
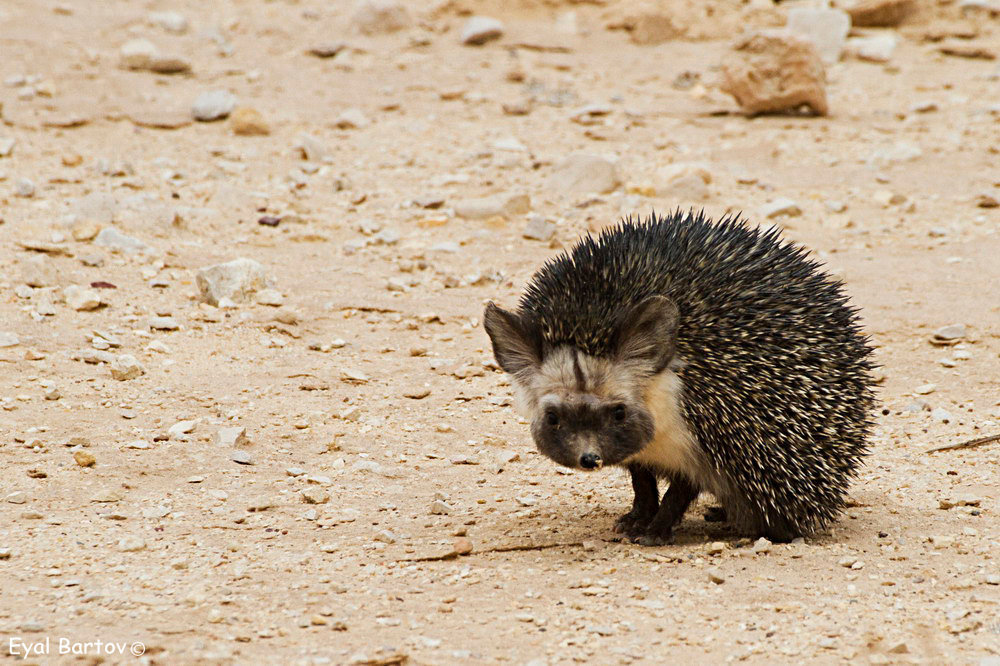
[149,316,180,331]
[192,90,237,122]
[933,324,966,343]
[522,215,556,241]
[64,285,102,311]
[461,16,504,46]
[752,537,772,554]
[120,38,158,70]
[847,34,898,63]
[118,538,147,552]
[216,427,249,448]
[351,0,411,35]
[706,568,726,584]
[627,8,682,46]
[231,450,254,465]
[760,197,802,218]
[15,178,35,197]
[231,107,270,136]
[548,154,621,196]
[94,227,152,255]
[845,0,916,27]
[110,354,144,381]
[196,258,270,306]
[302,488,330,504]
[334,108,370,129]
[786,8,851,64]
[452,536,474,555]
[721,31,828,116]
[453,193,530,220]
[73,450,96,467]
[308,42,346,58]
[149,11,188,34]
[656,162,714,201]
[430,500,452,515]
[255,289,284,307]
[0,332,19,348]
[374,529,398,544]
[168,420,198,440]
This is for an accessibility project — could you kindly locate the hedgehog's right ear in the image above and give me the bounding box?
[483,303,541,376]
[615,295,680,374]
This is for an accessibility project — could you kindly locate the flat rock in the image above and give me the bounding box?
[334,108,370,129]
[522,215,556,241]
[149,316,180,331]
[656,162,714,201]
[129,110,192,130]
[94,227,151,255]
[216,426,249,447]
[847,33,898,63]
[0,332,19,347]
[461,16,504,45]
[110,354,144,381]
[845,0,916,27]
[192,90,237,122]
[548,153,621,196]
[231,450,254,465]
[760,197,802,218]
[786,8,851,64]
[231,107,270,136]
[453,193,530,219]
[64,285,102,311]
[120,39,158,70]
[721,31,828,116]
[196,258,270,306]
[149,11,188,34]
[933,324,966,342]
[352,0,411,35]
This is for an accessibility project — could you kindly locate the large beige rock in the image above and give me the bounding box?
[843,0,916,27]
[548,154,622,196]
[196,258,270,306]
[351,0,411,35]
[720,31,828,116]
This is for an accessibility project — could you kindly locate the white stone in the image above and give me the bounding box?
[192,90,237,122]
[64,285,102,311]
[110,354,144,381]
[196,258,270,306]
[760,197,802,218]
[15,178,35,197]
[0,332,19,347]
[351,0,411,35]
[522,215,556,241]
[461,16,504,45]
[656,162,714,201]
[334,108,370,129]
[847,33,898,63]
[148,11,188,34]
[94,227,151,254]
[453,193,530,220]
[120,38,158,70]
[786,8,851,64]
[548,154,621,196]
[255,289,284,306]
[216,426,249,448]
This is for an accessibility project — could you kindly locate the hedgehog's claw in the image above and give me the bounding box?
[614,509,656,536]
[632,530,674,547]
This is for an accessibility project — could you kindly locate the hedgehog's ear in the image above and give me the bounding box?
[615,295,680,373]
[483,302,541,376]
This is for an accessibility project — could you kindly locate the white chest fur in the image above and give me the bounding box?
[625,370,700,477]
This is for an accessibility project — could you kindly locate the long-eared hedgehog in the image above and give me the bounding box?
[483,210,876,545]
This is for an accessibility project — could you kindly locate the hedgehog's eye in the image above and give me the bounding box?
[545,410,559,427]
[613,404,627,422]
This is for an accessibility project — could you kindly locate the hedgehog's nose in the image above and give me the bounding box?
[580,453,603,470]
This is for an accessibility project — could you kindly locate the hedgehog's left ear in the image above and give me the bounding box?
[615,295,680,373]
[483,302,542,376]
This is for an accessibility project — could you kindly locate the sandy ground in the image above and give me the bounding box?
[1,1,999,664]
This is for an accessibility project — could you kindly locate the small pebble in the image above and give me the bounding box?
[231,450,254,465]
[73,450,96,467]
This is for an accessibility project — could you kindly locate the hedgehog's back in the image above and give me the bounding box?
[520,210,875,533]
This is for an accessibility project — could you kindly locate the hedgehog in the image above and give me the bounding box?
[483,210,875,545]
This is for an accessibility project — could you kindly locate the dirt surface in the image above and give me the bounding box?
[2,1,1000,664]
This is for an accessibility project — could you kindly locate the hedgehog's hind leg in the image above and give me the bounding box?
[614,465,659,536]
[633,474,699,546]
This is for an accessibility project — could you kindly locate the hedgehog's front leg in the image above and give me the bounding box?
[614,465,659,536]
[633,474,699,546]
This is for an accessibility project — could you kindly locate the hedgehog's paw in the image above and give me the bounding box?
[632,529,674,547]
[613,510,654,537]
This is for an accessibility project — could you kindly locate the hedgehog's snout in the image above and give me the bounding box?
[580,452,603,470]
